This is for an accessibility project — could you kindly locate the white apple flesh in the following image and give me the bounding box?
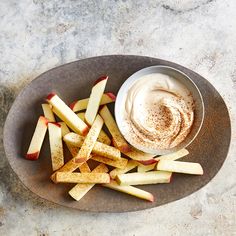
[41,103,56,122]
[55,172,110,184]
[116,171,172,185]
[48,122,64,171]
[85,76,108,125]
[137,163,156,172]
[103,180,154,202]
[155,148,189,161]
[26,116,48,160]
[156,160,203,175]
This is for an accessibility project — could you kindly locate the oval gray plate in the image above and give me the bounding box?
[3,55,231,212]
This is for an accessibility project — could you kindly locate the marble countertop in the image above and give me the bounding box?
[0,0,235,235]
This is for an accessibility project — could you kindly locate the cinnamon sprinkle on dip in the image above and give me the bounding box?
[121,73,195,151]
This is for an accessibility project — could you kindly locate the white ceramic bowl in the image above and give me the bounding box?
[115,65,205,155]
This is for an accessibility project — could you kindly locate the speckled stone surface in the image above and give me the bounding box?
[0,0,235,235]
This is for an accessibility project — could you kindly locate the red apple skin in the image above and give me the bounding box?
[149,194,154,202]
[81,126,90,136]
[105,92,116,101]
[120,145,131,153]
[74,157,87,163]
[26,151,39,160]
[112,138,131,152]
[46,93,56,101]
[39,116,49,126]
[93,76,108,86]
[49,122,61,128]
[138,159,158,165]
[69,101,77,110]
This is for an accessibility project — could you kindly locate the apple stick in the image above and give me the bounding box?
[64,132,121,160]
[69,163,109,201]
[70,92,116,112]
[91,155,128,169]
[137,163,156,173]
[100,106,130,152]
[42,104,56,122]
[109,160,138,179]
[156,160,203,175]
[155,148,189,161]
[85,76,108,125]
[66,143,91,173]
[137,148,189,165]
[124,149,156,162]
[116,171,172,185]
[46,93,88,135]
[138,159,158,165]
[77,112,111,145]
[26,116,48,160]
[54,172,110,184]
[52,107,83,135]
[91,141,121,160]
[103,180,154,202]
[48,123,64,171]
[58,122,70,137]
[126,147,155,159]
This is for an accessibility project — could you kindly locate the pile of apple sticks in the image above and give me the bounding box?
[26,76,203,202]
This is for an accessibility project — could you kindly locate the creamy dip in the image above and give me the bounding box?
[121,73,194,151]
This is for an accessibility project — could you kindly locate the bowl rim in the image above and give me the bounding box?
[115,65,205,155]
